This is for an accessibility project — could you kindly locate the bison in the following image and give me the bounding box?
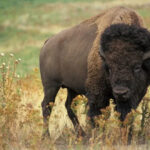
[40,6,150,138]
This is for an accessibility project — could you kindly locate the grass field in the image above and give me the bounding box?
[0,0,150,149]
[1,0,150,75]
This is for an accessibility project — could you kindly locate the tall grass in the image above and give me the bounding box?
[0,53,150,149]
[0,53,42,150]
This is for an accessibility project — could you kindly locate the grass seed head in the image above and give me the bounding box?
[0,53,5,56]
[9,53,14,57]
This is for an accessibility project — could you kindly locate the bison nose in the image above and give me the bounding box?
[113,87,129,97]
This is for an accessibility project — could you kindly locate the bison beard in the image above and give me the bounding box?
[116,101,131,121]
[116,94,144,121]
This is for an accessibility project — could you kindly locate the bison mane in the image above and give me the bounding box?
[101,24,150,53]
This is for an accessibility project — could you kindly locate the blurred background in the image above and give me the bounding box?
[0,0,150,76]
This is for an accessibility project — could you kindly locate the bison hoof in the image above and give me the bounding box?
[77,129,86,138]
[41,130,50,140]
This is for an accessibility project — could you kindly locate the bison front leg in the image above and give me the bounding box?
[88,102,101,128]
[87,94,110,128]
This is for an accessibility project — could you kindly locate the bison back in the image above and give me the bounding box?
[40,22,97,94]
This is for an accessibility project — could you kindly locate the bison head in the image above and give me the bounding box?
[100,24,150,120]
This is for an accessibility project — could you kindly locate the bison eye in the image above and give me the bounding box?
[108,67,111,74]
[104,64,111,74]
[134,65,141,73]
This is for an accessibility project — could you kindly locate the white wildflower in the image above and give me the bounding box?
[9,53,14,57]
[2,63,6,66]
[17,74,20,78]
[6,66,9,69]
[15,60,19,64]
[0,53,5,56]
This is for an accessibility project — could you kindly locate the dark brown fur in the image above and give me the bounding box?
[98,24,150,121]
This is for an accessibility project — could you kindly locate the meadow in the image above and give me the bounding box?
[0,0,150,149]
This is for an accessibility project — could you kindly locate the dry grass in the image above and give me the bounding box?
[0,54,150,150]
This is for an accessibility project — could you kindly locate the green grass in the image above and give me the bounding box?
[136,7,150,28]
[0,47,40,77]
[15,47,40,76]
[0,0,150,76]
[0,0,112,7]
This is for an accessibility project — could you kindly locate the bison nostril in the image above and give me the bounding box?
[113,87,129,96]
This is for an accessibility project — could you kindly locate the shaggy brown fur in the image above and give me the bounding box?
[86,6,144,95]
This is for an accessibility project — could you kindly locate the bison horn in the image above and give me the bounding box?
[99,47,105,58]
[143,51,150,60]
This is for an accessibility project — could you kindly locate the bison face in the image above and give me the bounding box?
[103,40,147,102]
[100,24,150,120]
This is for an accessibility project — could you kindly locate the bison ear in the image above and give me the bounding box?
[143,51,150,71]
[99,47,105,59]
